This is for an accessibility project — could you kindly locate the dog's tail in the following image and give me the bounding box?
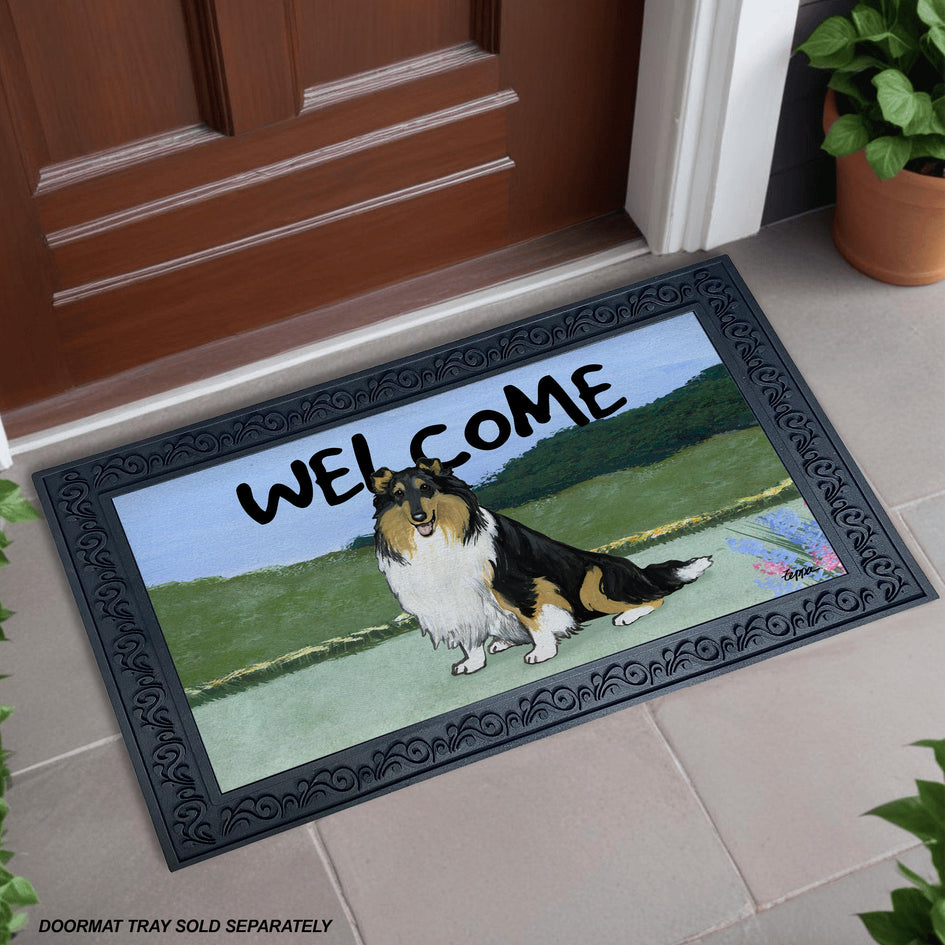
[642,555,713,594]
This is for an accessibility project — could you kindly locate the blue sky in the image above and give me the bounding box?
[113,312,725,585]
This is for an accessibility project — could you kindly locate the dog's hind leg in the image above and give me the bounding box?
[613,598,663,626]
[451,642,487,676]
[580,566,665,627]
[523,604,576,664]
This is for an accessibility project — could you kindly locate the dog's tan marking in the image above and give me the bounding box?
[430,493,471,544]
[490,579,567,629]
[377,506,417,554]
[371,468,393,494]
[418,459,443,476]
[579,565,663,615]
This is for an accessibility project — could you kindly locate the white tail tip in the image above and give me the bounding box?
[675,556,713,583]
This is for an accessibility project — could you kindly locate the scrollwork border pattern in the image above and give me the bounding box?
[35,257,935,868]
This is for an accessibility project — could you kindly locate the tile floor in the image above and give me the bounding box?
[2,208,943,944]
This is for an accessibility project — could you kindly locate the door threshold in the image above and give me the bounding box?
[9,214,648,456]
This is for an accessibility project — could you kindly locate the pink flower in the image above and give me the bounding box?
[754,560,789,576]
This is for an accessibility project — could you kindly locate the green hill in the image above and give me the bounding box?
[474,362,756,509]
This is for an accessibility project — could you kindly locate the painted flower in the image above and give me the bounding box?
[726,506,845,597]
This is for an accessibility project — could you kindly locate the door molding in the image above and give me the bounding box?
[626,0,797,254]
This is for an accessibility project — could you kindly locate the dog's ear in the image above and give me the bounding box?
[369,468,394,495]
[417,457,448,478]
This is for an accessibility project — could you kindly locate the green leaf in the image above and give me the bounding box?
[867,795,941,840]
[918,0,945,27]
[915,739,945,775]
[932,841,945,884]
[0,877,38,907]
[865,134,912,177]
[897,860,941,901]
[834,52,889,73]
[798,16,858,68]
[932,898,945,944]
[890,886,936,940]
[925,26,945,68]
[7,910,28,933]
[917,779,945,830]
[874,69,918,127]
[854,2,889,36]
[830,71,871,106]
[905,92,937,133]
[859,909,923,945]
[0,708,11,726]
[824,112,872,155]
[0,483,37,526]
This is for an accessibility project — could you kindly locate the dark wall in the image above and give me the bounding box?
[763,0,857,225]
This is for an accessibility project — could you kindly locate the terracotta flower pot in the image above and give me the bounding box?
[823,90,945,286]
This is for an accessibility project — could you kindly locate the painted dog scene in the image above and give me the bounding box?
[370,458,712,676]
[113,312,846,792]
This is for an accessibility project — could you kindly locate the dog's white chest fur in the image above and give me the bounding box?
[378,512,519,651]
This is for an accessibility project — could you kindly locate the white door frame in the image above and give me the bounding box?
[0,416,10,469]
[627,0,798,254]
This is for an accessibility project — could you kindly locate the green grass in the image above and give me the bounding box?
[149,426,791,691]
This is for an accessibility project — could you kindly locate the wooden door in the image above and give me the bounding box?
[0,0,643,423]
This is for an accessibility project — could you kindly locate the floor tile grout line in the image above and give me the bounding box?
[668,909,756,945]
[888,508,945,589]
[644,704,760,915]
[306,824,367,945]
[668,841,924,945]
[755,839,925,913]
[9,732,121,780]
[891,487,945,513]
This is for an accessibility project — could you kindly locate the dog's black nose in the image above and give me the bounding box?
[411,511,427,522]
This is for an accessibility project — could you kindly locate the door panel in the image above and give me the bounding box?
[58,165,512,384]
[8,0,200,162]
[297,0,472,85]
[50,103,510,291]
[0,0,644,419]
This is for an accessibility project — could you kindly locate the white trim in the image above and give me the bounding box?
[10,239,647,457]
[627,0,796,254]
[0,415,11,469]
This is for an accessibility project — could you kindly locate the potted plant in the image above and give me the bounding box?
[798,0,945,285]
[0,479,39,942]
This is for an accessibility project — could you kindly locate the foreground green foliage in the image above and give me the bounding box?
[0,480,40,942]
[859,739,945,945]
[797,0,945,179]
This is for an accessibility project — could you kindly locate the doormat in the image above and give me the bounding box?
[35,256,936,869]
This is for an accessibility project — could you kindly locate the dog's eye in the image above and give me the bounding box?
[393,488,405,499]
[419,483,432,493]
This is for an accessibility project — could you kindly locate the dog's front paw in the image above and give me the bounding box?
[488,639,516,654]
[451,658,484,675]
[524,643,557,664]
[451,648,486,675]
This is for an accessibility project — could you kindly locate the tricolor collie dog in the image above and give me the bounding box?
[370,458,712,676]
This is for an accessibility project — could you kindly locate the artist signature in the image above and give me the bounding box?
[783,565,818,581]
